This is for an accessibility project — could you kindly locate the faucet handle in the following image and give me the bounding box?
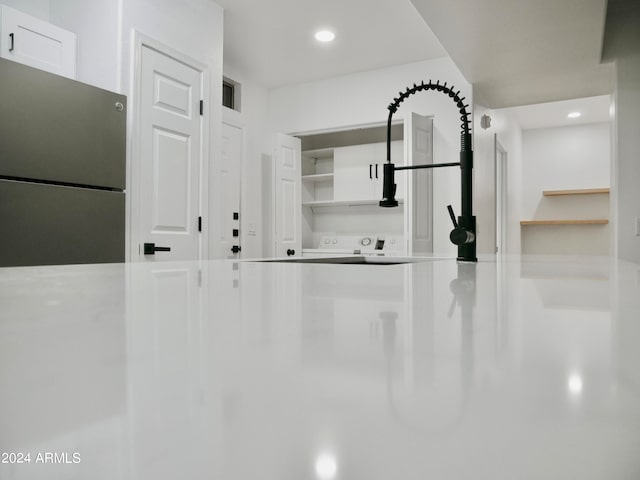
[447,205,458,228]
[447,205,475,246]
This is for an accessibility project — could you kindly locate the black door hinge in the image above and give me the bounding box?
[200,100,204,116]
[198,216,202,232]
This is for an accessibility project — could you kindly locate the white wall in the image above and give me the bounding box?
[522,123,610,219]
[614,54,640,263]
[470,102,523,255]
[2,0,48,19]
[471,103,495,254]
[602,2,640,263]
[222,62,270,258]
[49,0,120,92]
[268,58,471,255]
[6,2,120,91]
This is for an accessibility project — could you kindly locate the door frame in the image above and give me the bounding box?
[494,135,508,254]
[128,31,210,261]
[221,108,246,259]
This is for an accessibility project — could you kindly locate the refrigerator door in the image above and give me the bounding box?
[0,180,125,267]
[0,58,126,190]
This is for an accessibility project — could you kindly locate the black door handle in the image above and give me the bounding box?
[375,163,379,179]
[231,245,241,254]
[143,243,171,255]
[369,164,372,179]
[286,249,295,256]
[9,33,14,52]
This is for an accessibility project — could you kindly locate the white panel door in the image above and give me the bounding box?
[0,5,76,78]
[405,113,434,255]
[373,140,404,201]
[138,45,203,261]
[274,134,301,257]
[220,122,242,259]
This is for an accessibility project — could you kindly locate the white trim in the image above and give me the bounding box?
[129,31,210,261]
[221,109,246,259]
[288,118,404,137]
[495,135,508,254]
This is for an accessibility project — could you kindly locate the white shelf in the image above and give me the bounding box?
[302,173,334,182]
[303,198,404,208]
[520,219,609,225]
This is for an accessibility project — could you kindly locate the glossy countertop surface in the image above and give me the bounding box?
[1,255,640,479]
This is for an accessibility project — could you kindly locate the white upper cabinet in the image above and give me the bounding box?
[0,5,77,79]
[333,143,377,201]
[333,141,403,202]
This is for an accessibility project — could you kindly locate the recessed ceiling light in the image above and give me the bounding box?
[567,112,581,119]
[568,374,583,395]
[315,30,335,42]
[315,453,337,479]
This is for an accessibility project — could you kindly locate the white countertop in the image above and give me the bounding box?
[1,255,640,479]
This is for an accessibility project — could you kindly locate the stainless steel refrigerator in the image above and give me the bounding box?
[0,58,126,267]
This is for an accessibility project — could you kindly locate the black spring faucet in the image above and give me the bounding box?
[379,80,477,262]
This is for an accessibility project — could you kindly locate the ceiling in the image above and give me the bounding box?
[410,0,613,108]
[216,0,614,110]
[215,0,447,88]
[504,95,611,130]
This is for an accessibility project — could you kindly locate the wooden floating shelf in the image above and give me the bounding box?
[543,188,610,196]
[520,219,609,225]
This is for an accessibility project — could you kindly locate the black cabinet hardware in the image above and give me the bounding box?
[231,245,241,254]
[286,249,295,256]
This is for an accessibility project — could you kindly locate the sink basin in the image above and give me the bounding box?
[252,256,436,265]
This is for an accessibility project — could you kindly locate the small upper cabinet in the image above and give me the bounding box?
[0,5,77,79]
[333,141,403,202]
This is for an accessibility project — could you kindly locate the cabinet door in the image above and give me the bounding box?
[1,5,77,79]
[372,140,403,201]
[274,133,302,257]
[333,143,376,201]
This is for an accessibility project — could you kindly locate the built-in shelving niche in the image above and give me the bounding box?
[521,187,610,255]
[299,123,405,250]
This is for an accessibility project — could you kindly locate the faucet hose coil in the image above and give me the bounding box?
[387,80,472,137]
